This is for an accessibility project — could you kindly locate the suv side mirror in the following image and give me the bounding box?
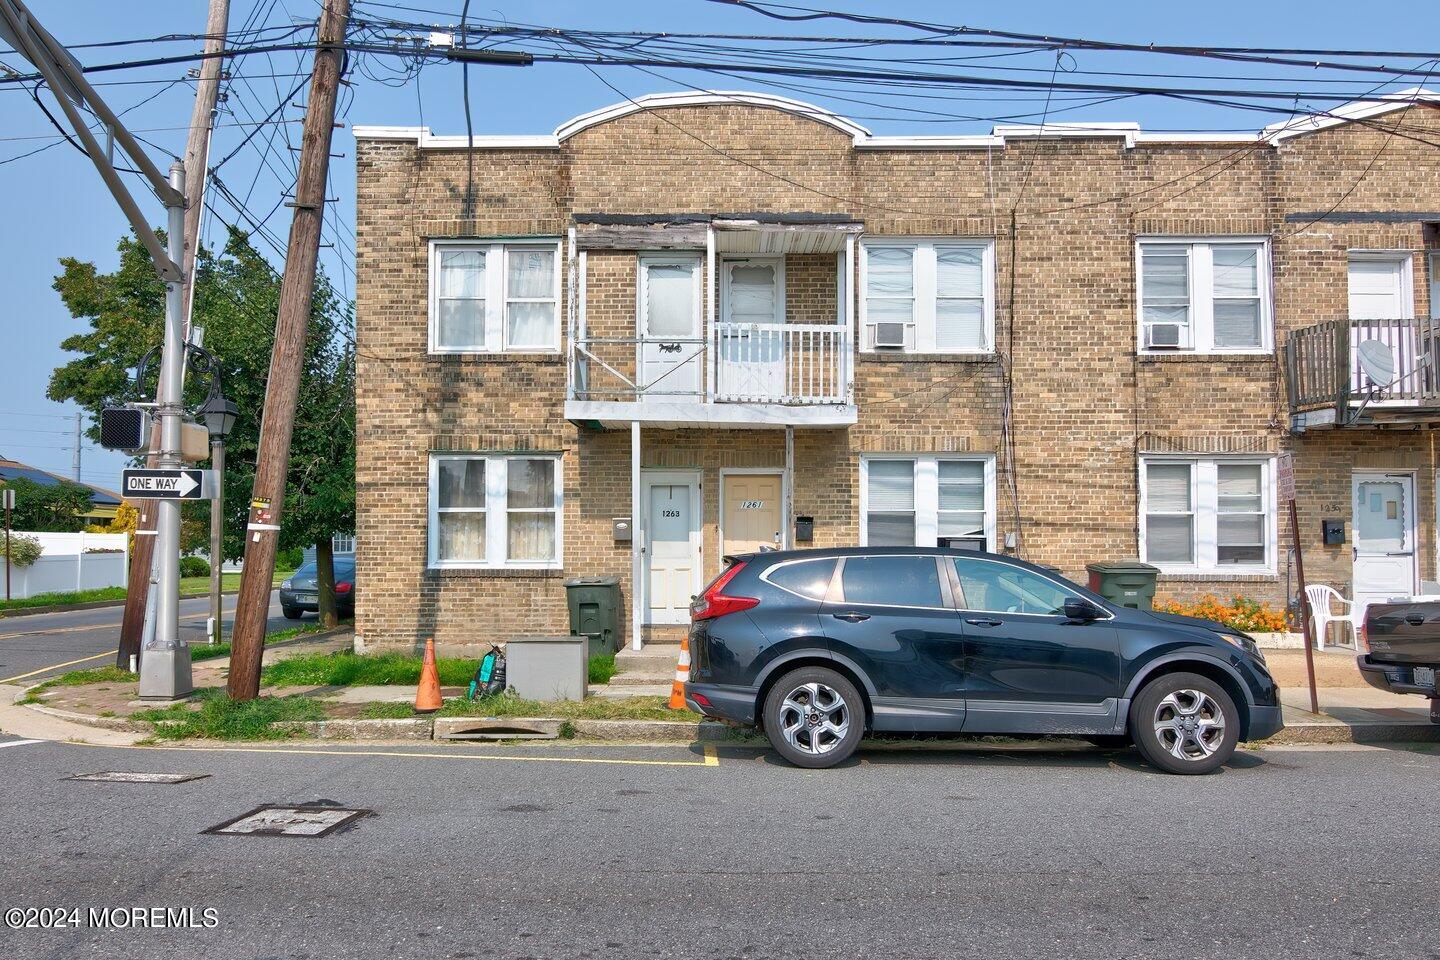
[1063,598,1103,621]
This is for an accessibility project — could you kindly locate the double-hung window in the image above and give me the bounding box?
[861,240,994,353]
[1138,239,1269,353]
[1140,457,1273,572]
[429,240,561,353]
[429,454,562,569]
[861,455,995,549]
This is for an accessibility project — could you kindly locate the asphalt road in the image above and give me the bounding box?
[0,591,290,684]
[0,737,1436,960]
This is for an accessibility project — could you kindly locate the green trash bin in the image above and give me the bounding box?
[1085,559,1160,610]
[564,576,622,657]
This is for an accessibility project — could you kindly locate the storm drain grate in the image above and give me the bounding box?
[66,772,210,784]
[203,803,371,838]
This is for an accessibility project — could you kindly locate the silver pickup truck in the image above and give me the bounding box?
[1359,601,1440,723]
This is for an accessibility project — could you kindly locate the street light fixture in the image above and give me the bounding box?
[197,387,238,647]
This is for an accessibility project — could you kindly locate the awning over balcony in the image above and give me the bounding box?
[572,212,862,254]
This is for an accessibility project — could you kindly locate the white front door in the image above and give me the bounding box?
[1348,256,1414,394]
[643,472,702,625]
[1352,472,1417,614]
[718,259,786,401]
[638,256,703,399]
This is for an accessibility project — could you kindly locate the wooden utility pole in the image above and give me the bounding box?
[227,0,350,700]
[116,0,231,670]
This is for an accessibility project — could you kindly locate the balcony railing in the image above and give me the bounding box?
[1284,317,1440,422]
[569,321,853,407]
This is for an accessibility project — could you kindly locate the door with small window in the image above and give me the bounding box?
[1351,472,1417,611]
[717,259,786,400]
[638,256,703,399]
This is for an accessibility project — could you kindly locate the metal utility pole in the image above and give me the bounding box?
[209,437,225,644]
[115,0,230,670]
[227,0,350,700]
[72,412,82,481]
[0,0,191,698]
[3,487,13,602]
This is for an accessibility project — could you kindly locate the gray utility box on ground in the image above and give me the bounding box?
[1085,559,1160,610]
[506,636,587,702]
[564,576,622,656]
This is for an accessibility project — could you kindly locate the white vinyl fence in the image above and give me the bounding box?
[3,531,129,600]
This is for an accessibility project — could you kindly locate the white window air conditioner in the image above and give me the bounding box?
[1145,323,1184,349]
[873,322,907,349]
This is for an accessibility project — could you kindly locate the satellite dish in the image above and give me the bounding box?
[1356,339,1396,387]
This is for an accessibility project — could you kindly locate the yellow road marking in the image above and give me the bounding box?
[1,615,217,641]
[0,650,116,684]
[72,739,722,768]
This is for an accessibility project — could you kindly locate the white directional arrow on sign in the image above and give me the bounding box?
[176,471,199,497]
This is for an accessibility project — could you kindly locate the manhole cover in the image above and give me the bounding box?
[203,804,370,838]
[67,772,210,784]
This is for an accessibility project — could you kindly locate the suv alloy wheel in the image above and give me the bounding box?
[1129,672,1239,775]
[762,666,865,769]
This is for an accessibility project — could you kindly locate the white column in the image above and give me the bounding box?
[631,420,643,650]
[705,224,716,402]
[784,425,795,550]
[844,233,856,403]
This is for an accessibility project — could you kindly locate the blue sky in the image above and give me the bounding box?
[2,0,1438,490]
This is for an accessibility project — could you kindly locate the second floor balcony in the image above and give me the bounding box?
[1284,316,1440,430]
[564,214,860,429]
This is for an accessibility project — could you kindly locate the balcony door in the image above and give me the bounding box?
[638,255,703,400]
[1348,254,1416,396]
[718,258,786,401]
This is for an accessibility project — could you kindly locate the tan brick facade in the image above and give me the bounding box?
[354,95,1440,652]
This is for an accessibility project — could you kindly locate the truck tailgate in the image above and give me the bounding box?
[1364,601,1440,663]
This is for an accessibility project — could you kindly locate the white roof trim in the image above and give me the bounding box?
[1262,87,1440,143]
[353,87,1440,152]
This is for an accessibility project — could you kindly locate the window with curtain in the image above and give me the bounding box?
[1138,240,1269,353]
[1141,458,1273,571]
[429,241,560,353]
[434,249,486,350]
[863,456,994,549]
[862,240,993,353]
[727,262,778,323]
[865,460,916,546]
[429,454,562,568]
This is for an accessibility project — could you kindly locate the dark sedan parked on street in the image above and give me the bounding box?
[683,548,1282,774]
[279,558,355,620]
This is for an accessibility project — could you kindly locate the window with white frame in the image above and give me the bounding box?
[1140,457,1273,572]
[862,455,994,549]
[429,240,560,353]
[1138,239,1269,353]
[861,240,994,353]
[429,454,561,568]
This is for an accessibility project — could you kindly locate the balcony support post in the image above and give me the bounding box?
[631,419,643,651]
[784,424,794,550]
[844,233,856,403]
[706,223,717,402]
[1334,318,1351,426]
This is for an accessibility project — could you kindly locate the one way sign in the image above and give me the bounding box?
[122,468,214,500]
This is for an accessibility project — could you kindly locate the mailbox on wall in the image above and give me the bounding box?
[794,515,814,543]
[612,517,632,542]
[1321,519,1345,546]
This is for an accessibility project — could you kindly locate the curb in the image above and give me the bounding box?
[1265,721,1440,745]
[23,702,145,733]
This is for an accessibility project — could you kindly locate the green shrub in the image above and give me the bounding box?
[179,555,211,578]
[276,547,304,571]
[2,533,42,568]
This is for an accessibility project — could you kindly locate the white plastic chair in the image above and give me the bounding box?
[1304,584,1361,650]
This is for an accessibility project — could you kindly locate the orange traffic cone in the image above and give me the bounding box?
[414,637,443,713]
[668,636,691,710]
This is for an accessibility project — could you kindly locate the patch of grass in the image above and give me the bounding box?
[132,688,325,741]
[190,642,231,662]
[357,692,696,723]
[22,666,137,700]
[0,586,127,613]
[261,649,474,688]
[178,569,295,597]
[588,653,617,685]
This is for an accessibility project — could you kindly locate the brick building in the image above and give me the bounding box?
[353,89,1440,653]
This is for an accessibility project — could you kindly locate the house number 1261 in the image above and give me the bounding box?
[741,500,765,509]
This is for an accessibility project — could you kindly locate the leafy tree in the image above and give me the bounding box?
[48,228,354,566]
[2,477,93,532]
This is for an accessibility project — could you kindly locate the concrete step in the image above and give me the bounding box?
[610,669,677,685]
[615,643,682,663]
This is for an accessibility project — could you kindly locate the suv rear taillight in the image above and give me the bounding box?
[690,561,759,622]
[1358,618,1369,651]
